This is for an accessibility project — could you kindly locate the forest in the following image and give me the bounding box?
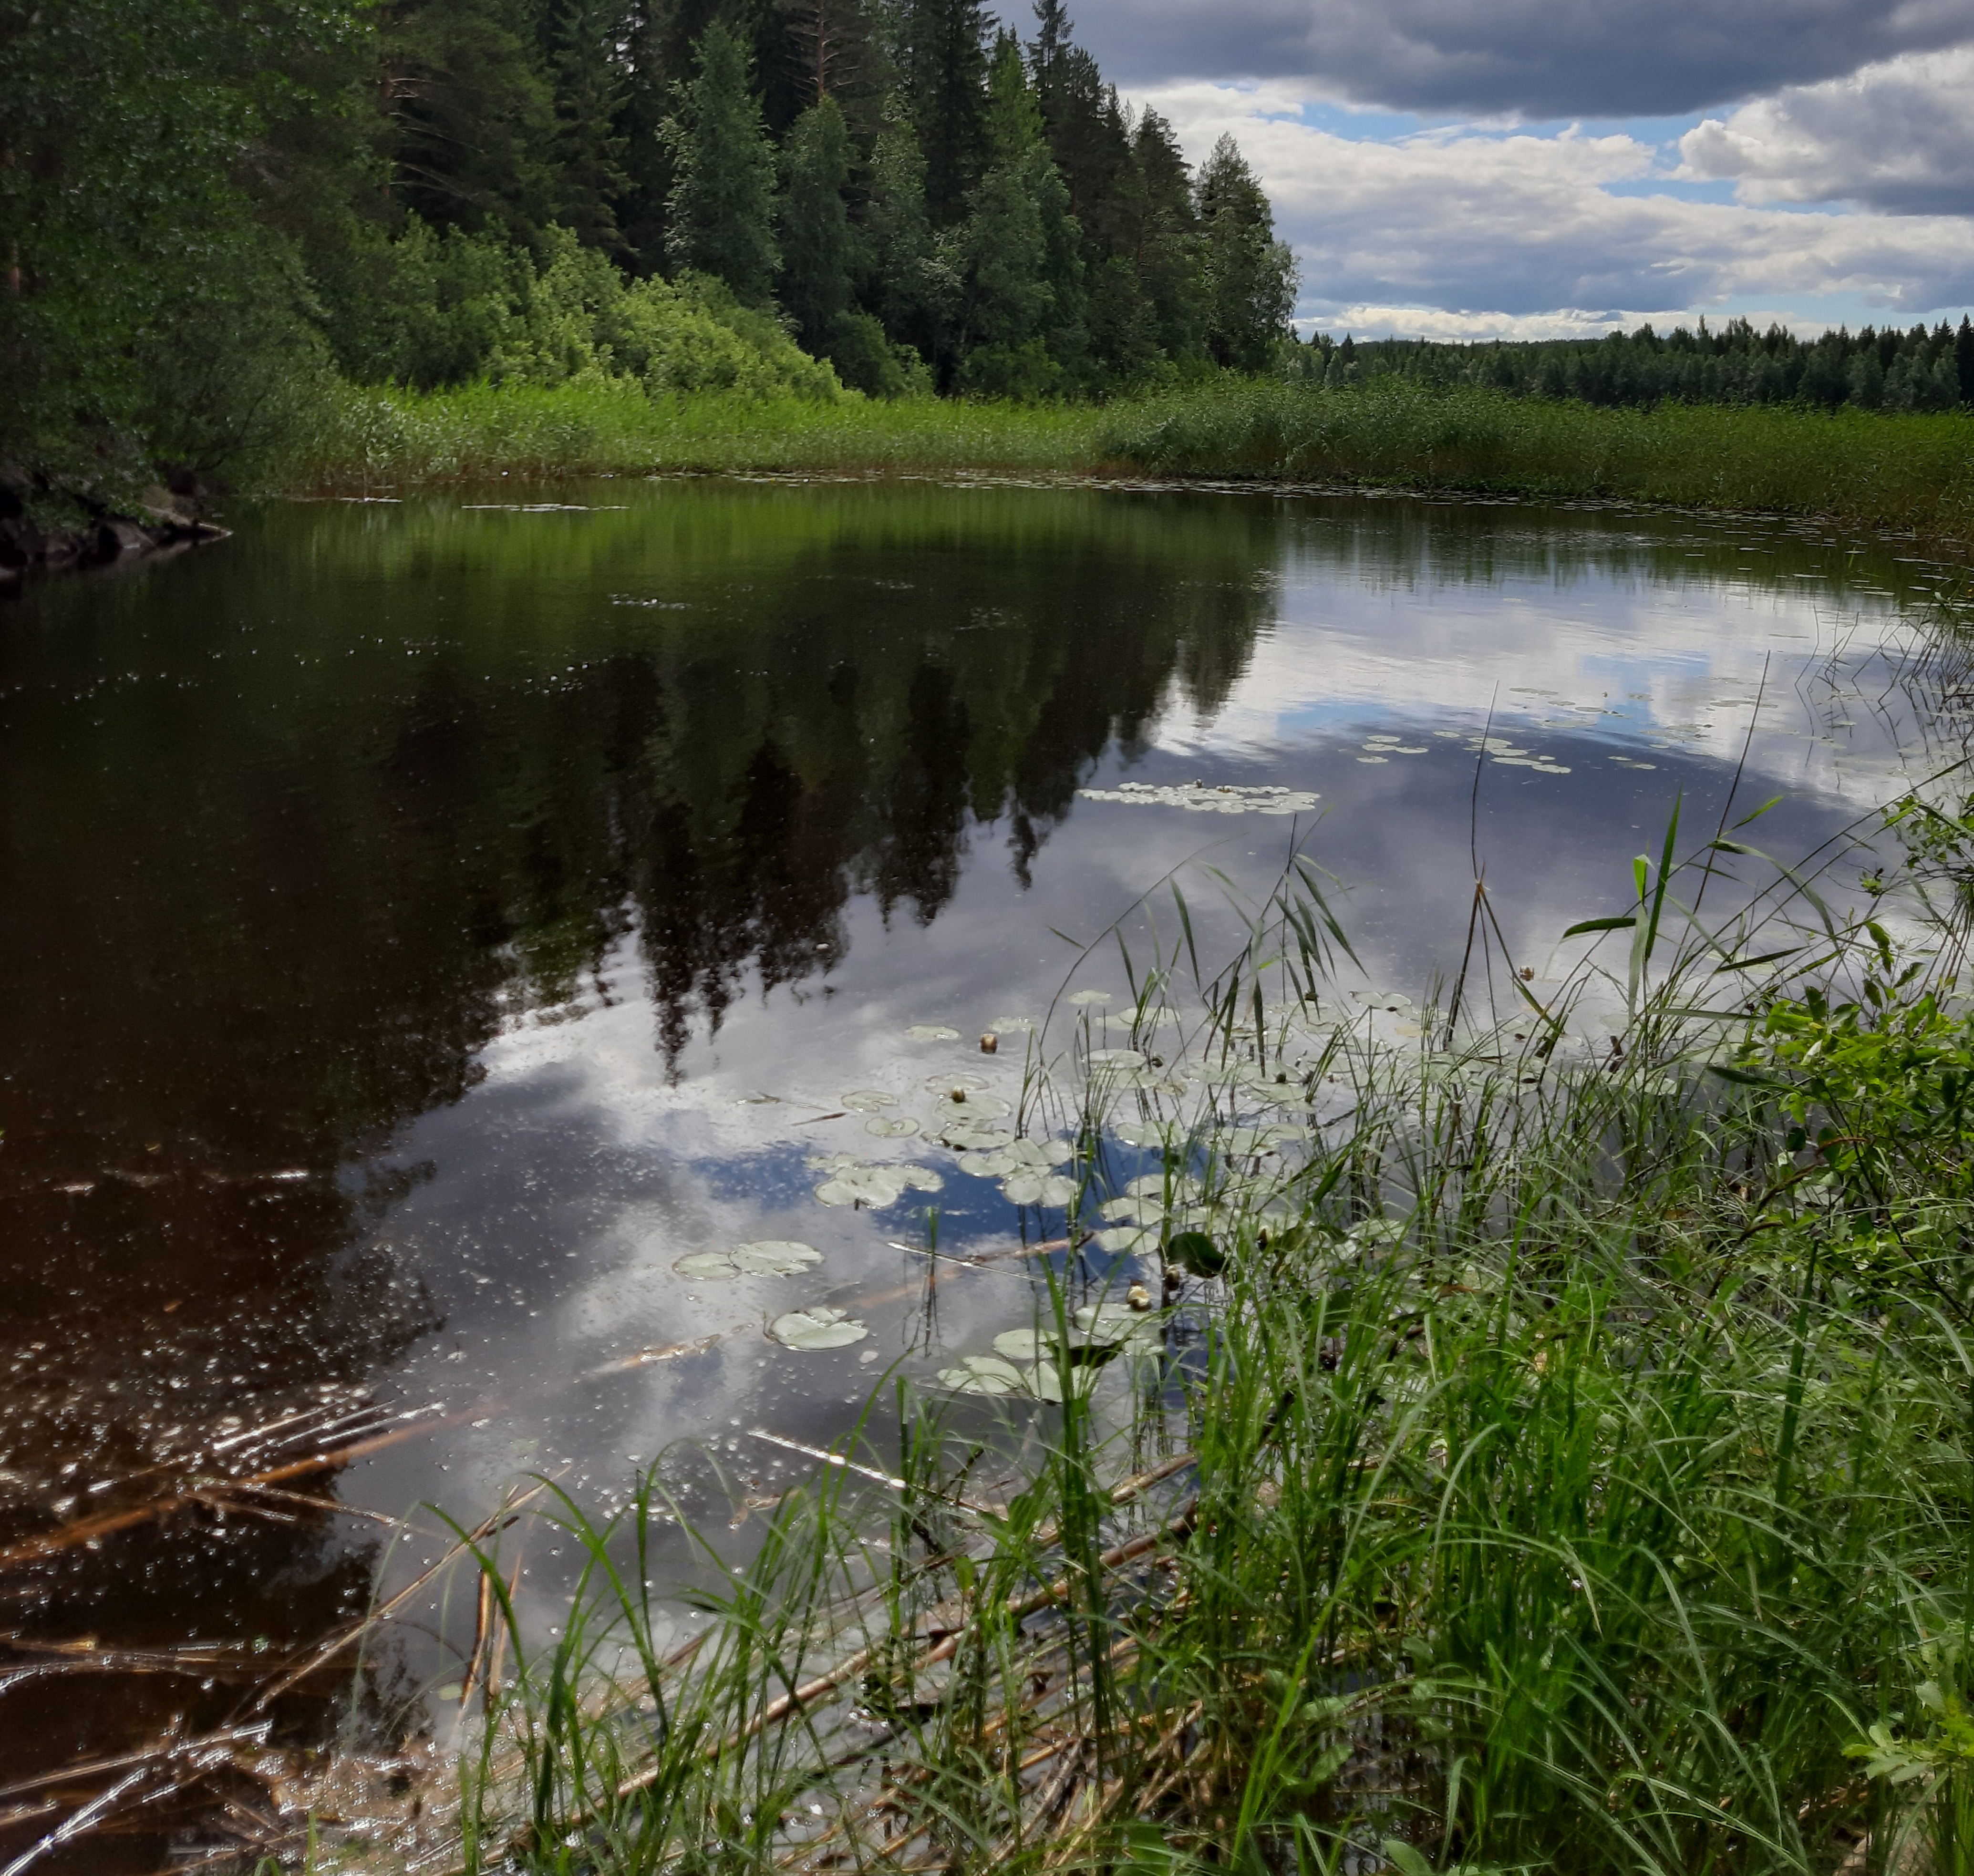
[1302,315,1974,413]
[0,0,1295,498]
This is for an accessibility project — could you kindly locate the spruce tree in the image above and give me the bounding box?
[540,0,631,252]
[1195,131,1294,371]
[1128,107,1202,365]
[778,96,854,352]
[862,110,940,363]
[1958,315,1974,407]
[661,21,778,305]
[893,0,989,227]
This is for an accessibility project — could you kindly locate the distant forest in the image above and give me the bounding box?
[1294,317,1974,414]
[2,0,1295,485]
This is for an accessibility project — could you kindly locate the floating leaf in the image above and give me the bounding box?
[730,1240,823,1274]
[926,1072,990,1093]
[1087,1048,1146,1070]
[865,1116,920,1138]
[987,1015,1035,1033]
[769,1306,868,1350]
[1168,1231,1227,1277]
[815,1161,944,1207]
[994,1328,1050,1364]
[841,1091,896,1112]
[1002,1171,1080,1207]
[1101,1195,1165,1226]
[1079,783,1316,815]
[1068,989,1113,1006]
[905,1025,960,1041]
[1113,1121,1177,1149]
[938,1355,1028,1396]
[1095,1225,1157,1253]
[940,1119,1015,1151]
[674,1251,744,1280]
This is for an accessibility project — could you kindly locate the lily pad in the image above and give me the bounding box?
[1087,1048,1146,1070]
[841,1091,896,1112]
[906,1025,960,1041]
[939,1119,1015,1151]
[675,1240,824,1280]
[1068,989,1113,1005]
[938,1355,1028,1396]
[1095,1225,1157,1253]
[814,1161,944,1208]
[926,1072,990,1093]
[987,1015,1035,1033]
[865,1115,921,1138]
[1002,1170,1080,1207]
[1168,1230,1227,1278]
[938,1088,1012,1119]
[769,1306,868,1350]
[1101,1195,1166,1226]
[1113,1120,1178,1149]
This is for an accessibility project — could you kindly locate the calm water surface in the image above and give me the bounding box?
[1,479,1968,1863]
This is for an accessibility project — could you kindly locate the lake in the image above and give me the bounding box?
[0,477,1965,1866]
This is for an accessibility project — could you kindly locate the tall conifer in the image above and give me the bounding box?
[661,21,779,304]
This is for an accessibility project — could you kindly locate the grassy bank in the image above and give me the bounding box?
[289,376,1974,557]
[1101,380,1974,547]
[290,379,1114,489]
[270,777,1974,1876]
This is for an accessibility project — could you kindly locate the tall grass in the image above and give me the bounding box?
[1101,380,1974,547]
[362,769,1974,1876]
[287,378,1113,492]
[282,374,1974,557]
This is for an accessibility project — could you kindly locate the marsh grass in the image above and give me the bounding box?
[288,753,1974,1876]
[285,374,1974,557]
[1100,381,1974,549]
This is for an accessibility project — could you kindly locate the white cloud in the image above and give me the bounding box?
[1679,48,1974,214]
[1055,0,1974,117]
[1141,82,1974,323]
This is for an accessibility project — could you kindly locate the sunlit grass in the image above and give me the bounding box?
[287,375,1974,556]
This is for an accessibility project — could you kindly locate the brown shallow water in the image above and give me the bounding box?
[0,478,1968,1866]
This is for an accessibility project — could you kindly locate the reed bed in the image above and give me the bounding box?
[206,756,1974,1876]
[1099,381,1974,549]
[283,374,1974,559]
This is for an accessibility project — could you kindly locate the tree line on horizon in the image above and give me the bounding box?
[1296,316,1974,414]
[0,0,1297,492]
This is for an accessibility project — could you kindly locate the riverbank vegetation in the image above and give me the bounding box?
[247,764,1974,1876]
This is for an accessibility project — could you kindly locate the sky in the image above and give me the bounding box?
[1027,0,1974,339]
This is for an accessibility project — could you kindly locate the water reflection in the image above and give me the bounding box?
[0,479,1966,1864]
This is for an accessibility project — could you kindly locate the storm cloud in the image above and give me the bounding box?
[1062,0,1974,119]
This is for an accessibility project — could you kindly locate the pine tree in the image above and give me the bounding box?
[661,21,779,304]
[1958,315,1974,407]
[1195,131,1293,371]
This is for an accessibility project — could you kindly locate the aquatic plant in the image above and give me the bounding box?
[241,767,1974,1876]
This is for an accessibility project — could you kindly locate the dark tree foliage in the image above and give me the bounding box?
[2,0,1309,499]
[1299,315,1974,414]
[661,20,778,305]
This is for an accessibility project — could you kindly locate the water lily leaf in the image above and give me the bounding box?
[806,1151,862,1172]
[906,1025,960,1041]
[1074,1302,1151,1346]
[940,1119,1014,1151]
[940,1089,1011,1119]
[1101,1195,1165,1226]
[674,1251,744,1279]
[865,1116,920,1138]
[959,1148,1018,1176]
[1068,989,1113,1005]
[841,1091,896,1112]
[1087,1048,1146,1070]
[1113,1121,1177,1149]
[987,1015,1035,1033]
[769,1306,868,1350]
[938,1355,1027,1396]
[1168,1231,1227,1278]
[1095,1225,1157,1254]
[926,1072,990,1093]
[994,1328,1050,1363]
[729,1240,821,1275]
[815,1161,943,1206]
[1002,1171,1080,1207]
